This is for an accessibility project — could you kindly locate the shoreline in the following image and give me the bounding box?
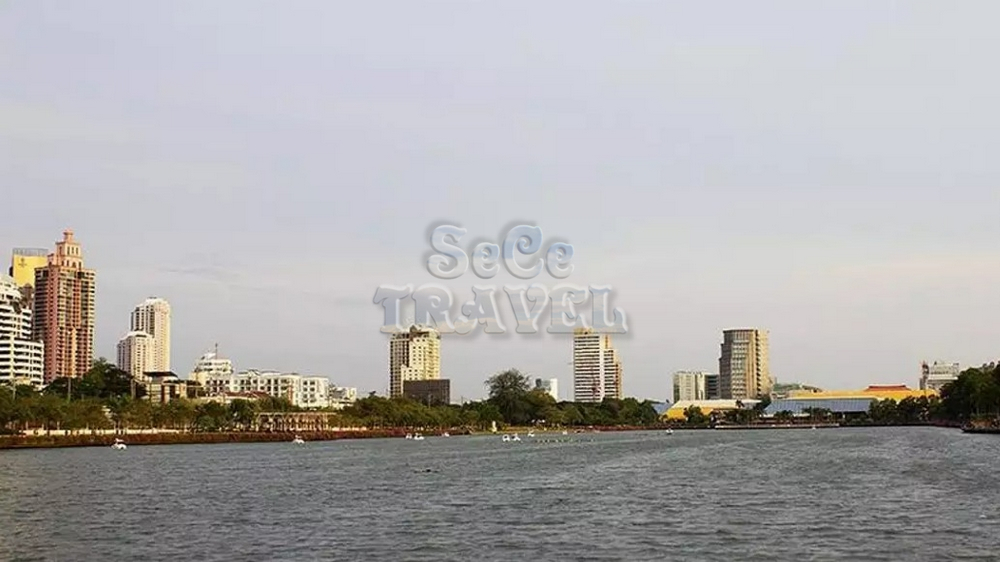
[0,429,418,449]
[0,422,976,449]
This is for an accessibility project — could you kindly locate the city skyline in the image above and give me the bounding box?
[3,3,999,400]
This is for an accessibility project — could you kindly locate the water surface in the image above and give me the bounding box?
[1,427,998,561]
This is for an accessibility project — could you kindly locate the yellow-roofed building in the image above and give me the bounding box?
[663,399,756,421]
[786,384,937,402]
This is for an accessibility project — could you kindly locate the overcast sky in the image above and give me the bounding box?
[2,1,999,401]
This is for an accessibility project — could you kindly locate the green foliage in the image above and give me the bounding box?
[939,364,1000,422]
[683,404,708,425]
[2,365,665,434]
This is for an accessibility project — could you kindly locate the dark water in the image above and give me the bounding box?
[1,427,999,561]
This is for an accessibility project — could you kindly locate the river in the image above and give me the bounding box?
[1,427,998,561]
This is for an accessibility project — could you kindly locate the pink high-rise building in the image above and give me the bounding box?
[32,230,96,381]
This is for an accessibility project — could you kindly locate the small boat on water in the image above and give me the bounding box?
[111,438,127,451]
[412,433,425,441]
[561,430,569,435]
[665,429,674,435]
[512,433,521,442]
[292,435,305,444]
[405,433,414,440]
[501,434,511,442]
[441,432,450,437]
[526,431,536,438]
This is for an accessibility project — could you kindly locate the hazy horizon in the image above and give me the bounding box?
[2,2,999,401]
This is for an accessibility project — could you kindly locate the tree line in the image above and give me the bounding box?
[1,364,661,434]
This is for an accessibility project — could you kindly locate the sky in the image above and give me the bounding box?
[1,1,999,401]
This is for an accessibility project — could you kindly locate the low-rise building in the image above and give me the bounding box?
[329,386,358,410]
[144,372,188,404]
[188,349,233,386]
[919,361,960,392]
[764,384,938,419]
[663,399,757,421]
[205,370,330,409]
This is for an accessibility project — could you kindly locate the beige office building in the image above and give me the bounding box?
[130,297,171,372]
[573,327,623,402]
[389,325,441,398]
[718,328,771,400]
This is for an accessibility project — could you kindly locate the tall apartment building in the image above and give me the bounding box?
[0,275,44,387]
[388,325,441,398]
[573,328,623,402]
[672,371,708,402]
[116,331,155,383]
[919,361,960,392]
[32,230,96,381]
[130,297,171,372]
[206,370,330,409]
[718,328,771,400]
[535,377,559,401]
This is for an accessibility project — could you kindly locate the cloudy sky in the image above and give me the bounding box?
[2,2,998,401]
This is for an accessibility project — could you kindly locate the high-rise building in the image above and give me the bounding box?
[388,325,441,398]
[0,275,44,387]
[116,331,155,383]
[9,248,48,289]
[535,377,559,401]
[130,297,171,372]
[573,328,623,402]
[673,371,708,402]
[32,230,96,382]
[188,347,233,386]
[919,361,960,392]
[718,328,771,400]
[704,373,720,399]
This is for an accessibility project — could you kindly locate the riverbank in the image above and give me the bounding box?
[0,429,428,449]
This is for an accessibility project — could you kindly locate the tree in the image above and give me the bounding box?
[684,405,708,425]
[485,369,532,425]
[774,410,795,423]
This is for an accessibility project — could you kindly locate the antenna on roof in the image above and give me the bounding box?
[214,342,219,356]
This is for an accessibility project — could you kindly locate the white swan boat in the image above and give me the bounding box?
[111,438,127,451]
[292,435,305,444]
[412,433,425,441]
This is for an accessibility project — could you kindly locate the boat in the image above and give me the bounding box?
[501,434,511,442]
[111,438,127,451]
[292,435,305,444]
[412,433,425,441]
[441,432,450,437]
[561,430,569,435]
[405,433,413,440]
[665,429,674,435]
[512,433,521,442]
[527,431,536,438]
